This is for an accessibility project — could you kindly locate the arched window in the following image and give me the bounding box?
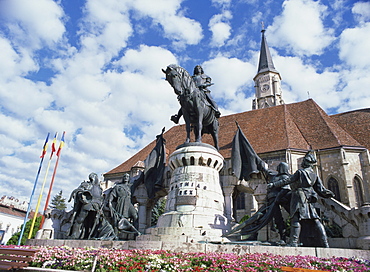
[328,177,341,202]
[353,176,364,207]
[236,192,246,210]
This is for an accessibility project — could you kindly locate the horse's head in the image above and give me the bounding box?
[162,64,184,96]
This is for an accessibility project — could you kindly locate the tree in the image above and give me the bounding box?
[151,197,166,226]
[50,190,67,210]
[7,216,42,245]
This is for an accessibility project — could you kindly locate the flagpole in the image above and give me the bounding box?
[17,133,50,246]
[39,132,59,229]
[39,131,65,229]
[28,133,57,239]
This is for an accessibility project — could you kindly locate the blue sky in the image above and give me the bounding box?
[0,0,369,207]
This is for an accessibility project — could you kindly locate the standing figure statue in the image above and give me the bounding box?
[264,162,291,242]
[68,173,104,239]
[268,152,335,247]
[164,64,220,149]
[108,173,139,236]
[225,162,290,241]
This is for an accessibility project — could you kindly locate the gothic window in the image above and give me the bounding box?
[236,193,246,210]
[353,176,364,207]
[328,177,341,202]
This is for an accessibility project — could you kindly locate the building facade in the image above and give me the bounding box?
[0,196,29,245]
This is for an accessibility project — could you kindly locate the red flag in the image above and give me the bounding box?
[40,133,50,158]
[56,131,65,157]
[51,132,58,154]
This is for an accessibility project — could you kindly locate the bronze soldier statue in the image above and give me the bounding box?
[108,173,139,235]
[268,152,334,247]
[68,173,103,239]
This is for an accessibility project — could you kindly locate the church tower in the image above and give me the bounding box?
[252,27,284,109]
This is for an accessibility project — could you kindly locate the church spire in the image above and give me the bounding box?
[252,25,284,110]
[257,25,278,74]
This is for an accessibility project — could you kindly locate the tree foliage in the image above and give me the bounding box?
[151,197,166,226]
[50,190,67,210]
[7,216,42,245]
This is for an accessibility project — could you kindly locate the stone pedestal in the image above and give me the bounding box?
[146,143,230,242]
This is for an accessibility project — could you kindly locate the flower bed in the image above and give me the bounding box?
[2,245,370,271]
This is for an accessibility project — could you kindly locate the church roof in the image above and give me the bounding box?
[256,29,279,75]
[331,108,370,151]
[105,99,366,176]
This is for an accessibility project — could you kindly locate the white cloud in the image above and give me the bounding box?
[203,56,255,113]
[333,7,370,112]
[209,11,232,47]
[1,0,65,49]
[274,54,340,110]
[268,0,334,56]
[0,115,36,142]
[118,45,177,78]
[0,78,52,118]
[339,22,370,69]
[0,38,39,80]
[211,0,232,6]
[81,0,133,55]
[131,0,203,46]
[337,69,370,112]
[352,1,370,23]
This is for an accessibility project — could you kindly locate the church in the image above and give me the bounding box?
[104,29,370,249]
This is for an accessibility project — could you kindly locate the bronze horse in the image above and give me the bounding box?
[163,64,219,149]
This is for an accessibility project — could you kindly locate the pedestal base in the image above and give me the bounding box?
[144,144,230,242]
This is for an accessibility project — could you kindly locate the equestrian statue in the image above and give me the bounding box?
[163,64,220,150]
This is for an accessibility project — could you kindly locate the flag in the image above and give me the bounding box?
[231,122,264,181]
[143,127,166,199]
[56,131,65,157]
[51,132,57,154]
[40,133,50,158]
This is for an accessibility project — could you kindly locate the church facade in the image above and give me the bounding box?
[104,30,370,249]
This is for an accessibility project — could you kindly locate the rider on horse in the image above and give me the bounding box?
[171,65,221,124]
